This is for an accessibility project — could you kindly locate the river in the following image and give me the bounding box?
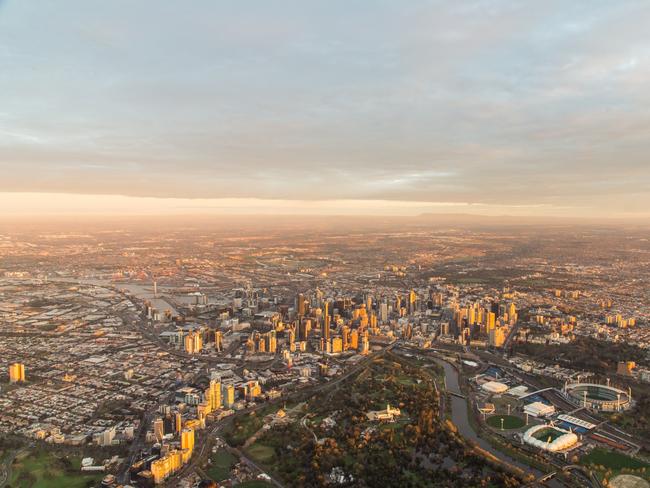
[433,357,562,486]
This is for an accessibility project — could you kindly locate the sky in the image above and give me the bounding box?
[0,1,649,218]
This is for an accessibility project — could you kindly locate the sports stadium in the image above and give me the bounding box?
[563,382,632,412]
[522,424,579,452]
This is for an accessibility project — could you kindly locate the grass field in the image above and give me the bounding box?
[247,443,275,464]
[486,415,526,430]
[207,449,236,482]
[224,405,277,446]
[581,448,650,471]
[531,428,563,442]
[8,450,102,488]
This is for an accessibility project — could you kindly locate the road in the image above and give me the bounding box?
[117,391,179,484]
[503,320,523,350]
[229,446,285,488]
[162,344,393,485]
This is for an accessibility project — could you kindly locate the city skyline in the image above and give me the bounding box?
[2,3,650,487]
[2,1,650,218]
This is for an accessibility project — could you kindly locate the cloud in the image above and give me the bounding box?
[0,0,649,216]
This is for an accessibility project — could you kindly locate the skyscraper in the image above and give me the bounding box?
[342,325,350,350]
[184,331,203,354]
[223,383,235,408]
[214,330,223,352]
[380,302,388,324]
[296,293,306,317]
[181,427,195,463]
[409,290,417,314]
[322,300,330,341]
[153,417,164,442]
[209,379,222,410]
[267,330,277,353]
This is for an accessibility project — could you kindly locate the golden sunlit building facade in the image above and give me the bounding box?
[9,363,25,383]
[150,449,182,484]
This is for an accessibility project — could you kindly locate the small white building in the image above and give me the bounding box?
[507,385,529,398]
[524,401,555,418]
[481,381,508,394]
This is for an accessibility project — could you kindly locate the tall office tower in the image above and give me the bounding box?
[209,379,222,410]
[153,417,165,442]
[380,302,388,323]
[489,326,506,347]
[349,329,359,350]
[370,312,377,333]
[214,331,223,352]
[184,331,203,354]
[267,330,277,353]
[181,427,195,455]
[324,300,331,330]
[175,412,183,433]
[322,301,330,341]
[153,280,158,298]
[487,312,496,330]
[184,333,193,353]
[288,328,295,347]
[409,289,417,313]
[342,325,350,350]
[299,319,311,341]
[9,363,25,383]
[223,383,235,408]
[366,295,372,313]
[468,306,476,325]
[296,293,306,317]
[508,302,517,324]
[360,331,370,355]
[456,308,467,328]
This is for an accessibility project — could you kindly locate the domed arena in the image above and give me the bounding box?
[522,424,578,452]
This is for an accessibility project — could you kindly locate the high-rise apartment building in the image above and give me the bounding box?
[9,363,25,383]
[223,383,235,408]
[153,417,165,442]
[214,331,223,352]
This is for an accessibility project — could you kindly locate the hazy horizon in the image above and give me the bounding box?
[1,1,650,218]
